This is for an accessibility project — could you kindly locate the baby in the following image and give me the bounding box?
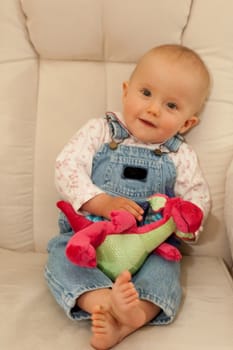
[46,44,211,349]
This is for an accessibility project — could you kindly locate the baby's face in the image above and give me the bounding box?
[122,54,205,144]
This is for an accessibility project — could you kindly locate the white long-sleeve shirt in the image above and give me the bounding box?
[55,112,210,240]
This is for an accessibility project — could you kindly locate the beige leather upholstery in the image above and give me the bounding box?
[1,1,233,349]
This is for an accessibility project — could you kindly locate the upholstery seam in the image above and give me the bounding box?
[181,0,194,43]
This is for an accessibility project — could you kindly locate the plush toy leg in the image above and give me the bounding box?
[65,221,110,267]
[57,201,92,231]
[65,210,137,267]
[66,236,98,267]
[154,242,182,261]
[57,201,99,266]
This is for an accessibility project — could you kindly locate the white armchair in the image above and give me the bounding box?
[1,1,233,349]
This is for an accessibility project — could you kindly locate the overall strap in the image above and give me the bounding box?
[105,111,184,153]
[105,112,130,141]
[163,134,184,152]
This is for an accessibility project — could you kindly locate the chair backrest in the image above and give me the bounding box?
[1,0,233,268]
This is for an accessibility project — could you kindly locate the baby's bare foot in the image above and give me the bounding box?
[90,271,147,349]
[91,305,124,350]
[110,270,146,328]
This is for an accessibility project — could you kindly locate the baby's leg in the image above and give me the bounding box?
[90,271,160,350]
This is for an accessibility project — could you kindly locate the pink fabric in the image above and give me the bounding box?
[57,194,203,268]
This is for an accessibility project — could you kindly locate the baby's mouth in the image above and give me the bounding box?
[139,118,156,128]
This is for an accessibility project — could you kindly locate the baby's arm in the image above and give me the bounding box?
[55,118,105,211]
[81,193,144,222]
[55,117,143,221]
[173,143,211,242]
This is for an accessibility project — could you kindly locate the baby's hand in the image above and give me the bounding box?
[81,194,144,221]
[103,195,144,221]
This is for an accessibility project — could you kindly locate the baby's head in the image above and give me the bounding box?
[122,44,210,144]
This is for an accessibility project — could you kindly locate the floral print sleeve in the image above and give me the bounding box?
[55,118,108,212]
[172,143,211,242]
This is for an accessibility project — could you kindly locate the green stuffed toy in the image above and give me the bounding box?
[57,193,203,280]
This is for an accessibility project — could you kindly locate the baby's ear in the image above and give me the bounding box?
[179,116,199,134]
[122,81,129,98]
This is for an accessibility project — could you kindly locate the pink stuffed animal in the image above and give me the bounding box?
[57,194,203,280]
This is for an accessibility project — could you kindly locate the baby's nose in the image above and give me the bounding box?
[147,101,160,116]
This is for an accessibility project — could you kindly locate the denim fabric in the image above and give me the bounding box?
[92,144,177,202]
[45,213,182,325]
[45,114,183,325]
[91,113,183,203]
[134,254,182,325]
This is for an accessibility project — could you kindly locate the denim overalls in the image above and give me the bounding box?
[89,112,183,225]
[93,112,182,200]
[45,112,183,325]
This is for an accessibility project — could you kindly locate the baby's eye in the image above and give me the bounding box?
[167,102,177,110]
[141,88,151,97]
